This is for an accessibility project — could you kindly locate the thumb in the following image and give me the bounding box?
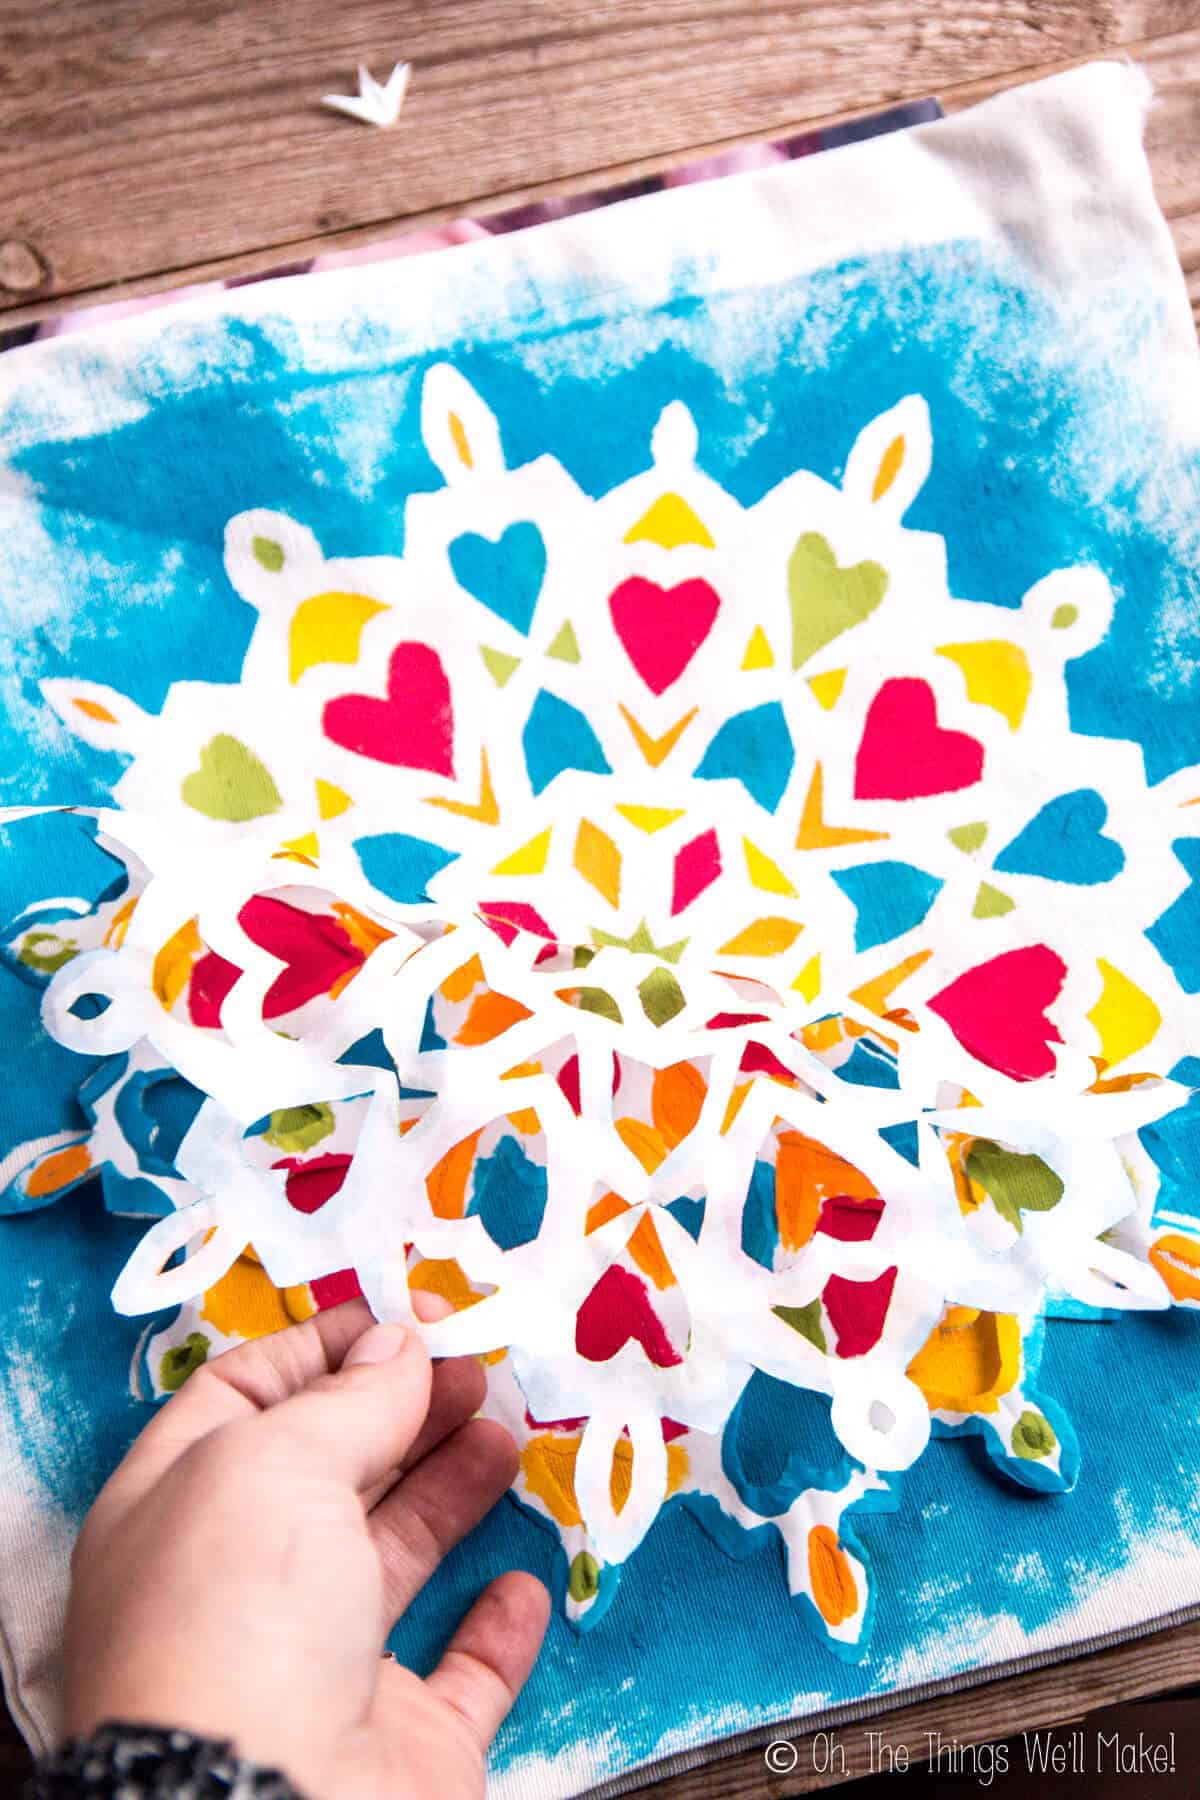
[252,1322,434,1492]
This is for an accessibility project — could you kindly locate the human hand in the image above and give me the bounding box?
[63,1298,549,1799]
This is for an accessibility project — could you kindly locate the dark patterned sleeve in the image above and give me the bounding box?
[27,1722,308,1799]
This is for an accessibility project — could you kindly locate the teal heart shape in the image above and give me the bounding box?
[995,788,1125,886]
[449,521,546,636]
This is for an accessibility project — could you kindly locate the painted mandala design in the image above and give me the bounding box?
[3,367,1198,1651]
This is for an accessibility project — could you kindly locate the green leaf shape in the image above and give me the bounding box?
[17,929,79,975]
[639,965,686,1026]
[568,1550,600,1602]
[973,881,1015,919]
[546,620,581,663]
[948,821,989,854]
[575,987,622,1024]
[1011,1408,1057,1459]
[788,531,888,669]
[252,534,285,572]
[772,1299,827,1354]
[591,918,688,963]
[965,1138,1065,1235]
[264,1102,336,1153]
[480,645,521,688]
[160,1332,210,1392]
[181,733,283,822]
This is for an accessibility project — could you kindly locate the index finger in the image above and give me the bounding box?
[89,1298,384,1525]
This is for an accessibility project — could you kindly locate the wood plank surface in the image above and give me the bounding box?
[0,2,1198,322]
[1136,27,1200,321]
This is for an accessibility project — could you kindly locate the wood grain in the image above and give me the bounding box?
[623,1615,1200,1796]
[0,1,1198,320]
[1140,29,1200,321]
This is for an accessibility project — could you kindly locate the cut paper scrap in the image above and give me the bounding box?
[322,61,411,128]
[4,359,1198,1663]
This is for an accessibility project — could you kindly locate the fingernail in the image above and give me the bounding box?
[344,1322,409,1367]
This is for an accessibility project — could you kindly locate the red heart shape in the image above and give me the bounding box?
[323,641,454,775]
[271,1152,353,1214]
[188,897,364,1026]
[609,576,720,694]
[855,677,984,800]
[930,945,1066,1081]
[575,1264,682,1367]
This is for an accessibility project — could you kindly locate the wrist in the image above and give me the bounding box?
[30,1720,307,1800]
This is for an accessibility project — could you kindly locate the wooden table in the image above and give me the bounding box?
[1,2,1199,1791]
[0,2,1198,328]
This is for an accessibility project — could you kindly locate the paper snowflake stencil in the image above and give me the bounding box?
[4,367,1198,1650]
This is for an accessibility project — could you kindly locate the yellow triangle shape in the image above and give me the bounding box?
[276,830,320,864]
[741,627,774,671]
[807,668,847,711]
[315,779,352,820]
[618,705,698,769]
[791,953,821,1002]
[425,750,500,826]
[623,492,715,550]
[616,804,685,835]
[1087,958,1162,1068]
[795,765,888,850]
[743,838,798,896]
[492,826,551,877]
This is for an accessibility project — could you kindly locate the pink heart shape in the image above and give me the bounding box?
[575,1264,682,1368]
[323,641,455,775]
[609,576,721,694]
[930,945,1066,1081]
[855,677,984,799]
[187,897,364,1027]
